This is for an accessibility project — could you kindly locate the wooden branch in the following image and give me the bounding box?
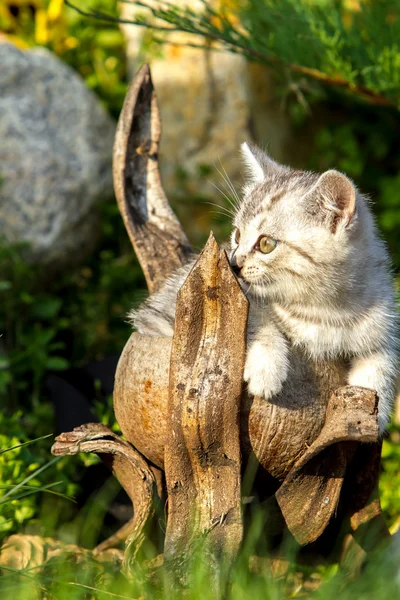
[338,439,390,576]
[346,440,390,550]
[51,423,157,577]
[275,386,379,545]
[164,233,248,590]
[113,63,192,293]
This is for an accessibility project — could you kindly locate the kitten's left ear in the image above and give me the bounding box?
[307,170,356,231]
[241,142,285,183]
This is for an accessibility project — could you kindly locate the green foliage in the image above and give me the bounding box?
[56,201,146,361]
[238,0,400,101]
[380,427,400,527]
[0,200,145,537]
[0,200,144,409]
[0,515,398,599]
[0,240,69,409]
[62,0,127,117]
[0,425,41,534]
[0,415,76,535]
[83,0,400,108]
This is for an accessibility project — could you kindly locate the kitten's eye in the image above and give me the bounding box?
[258,236,277,254]
[234,228,241,244]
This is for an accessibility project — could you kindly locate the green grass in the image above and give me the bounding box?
[1,425,400,599]
[0,517,398,599]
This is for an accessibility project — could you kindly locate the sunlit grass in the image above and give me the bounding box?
[0,526,399,600]
[1,424,400,599]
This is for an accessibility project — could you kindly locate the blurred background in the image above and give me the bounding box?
[1,0,400,552]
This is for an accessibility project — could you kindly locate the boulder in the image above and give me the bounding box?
[0,43,115,269]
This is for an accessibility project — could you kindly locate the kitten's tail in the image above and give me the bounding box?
[128,257,197,337]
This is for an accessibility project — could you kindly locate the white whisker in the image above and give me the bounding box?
[217,160,241,206]
[207,181,238,216]
[207,210,233,222]
[244,282,254,298]
[214,173,238,211]
[214,167,240,210]
[203,200,236,220]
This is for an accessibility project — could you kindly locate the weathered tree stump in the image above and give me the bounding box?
[52,63,390,589]
[164,233,247,589]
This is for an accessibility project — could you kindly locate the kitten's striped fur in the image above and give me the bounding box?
[130,143,399,434]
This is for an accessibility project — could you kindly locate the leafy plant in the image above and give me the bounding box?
[380,426,400,528]
[0,509,398,599]
[0,239,69,411]
[71,0,400,109]
[0,415,75,536]
[0,199,146,537]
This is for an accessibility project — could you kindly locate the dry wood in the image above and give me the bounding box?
[113,63,192,293]
[346,441,390,550]
[46,62,391,580]
[51,423,157,577]
[0,534,124,572]
[275,386,379,545]
[164,233,248,589]
[115,332,349,479]
[111,64,389,568]
[337,439,390,576]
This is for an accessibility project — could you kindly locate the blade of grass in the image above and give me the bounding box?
[0,565,134,600]
[0,434,53,456]
[0,456,61,503]
[0,481,75,504]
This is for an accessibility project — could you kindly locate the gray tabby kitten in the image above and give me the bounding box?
[130,142,399,435]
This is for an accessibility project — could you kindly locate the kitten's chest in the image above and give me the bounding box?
[271,304,353,358]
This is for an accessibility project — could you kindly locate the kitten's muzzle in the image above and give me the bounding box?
[229,252,243,277]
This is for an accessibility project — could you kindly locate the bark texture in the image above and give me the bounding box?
[164,233,248,588]
[51,423,157,577]
[113,63,192,293]
[275,386,379,545]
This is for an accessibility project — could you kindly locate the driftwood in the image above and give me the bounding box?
[52,63,390,587]
[0,534,124,572]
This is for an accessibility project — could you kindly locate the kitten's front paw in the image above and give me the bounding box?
[244,342,287,400]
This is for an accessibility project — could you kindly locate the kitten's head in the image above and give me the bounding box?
[230,142,368,305]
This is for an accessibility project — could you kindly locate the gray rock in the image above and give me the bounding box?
[0,44,115,269]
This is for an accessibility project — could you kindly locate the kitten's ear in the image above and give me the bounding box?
[240,142,283,183]
[306,170,356,231]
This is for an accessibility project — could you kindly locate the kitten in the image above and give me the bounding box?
[130,142,399,435]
